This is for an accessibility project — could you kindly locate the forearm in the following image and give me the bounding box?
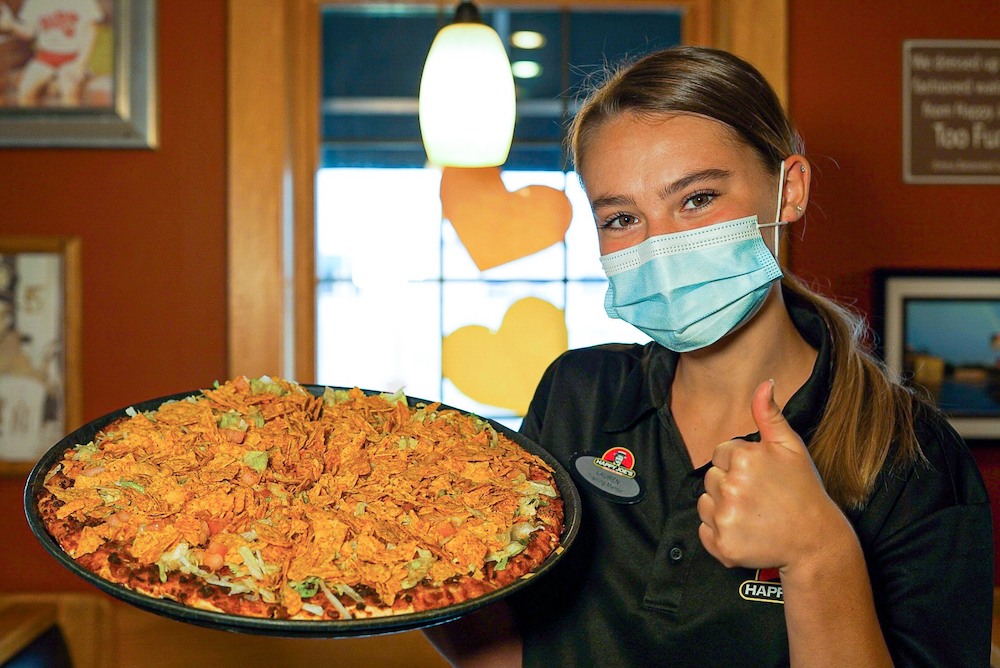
[423,602,522,668]
[780,511,892,667]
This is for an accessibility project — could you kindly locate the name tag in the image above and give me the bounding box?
[570,447,646,504]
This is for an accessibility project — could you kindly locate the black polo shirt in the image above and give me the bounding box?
[511,292,993,667]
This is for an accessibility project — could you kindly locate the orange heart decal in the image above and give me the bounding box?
[440,167,572,271]
[442,297,568,414]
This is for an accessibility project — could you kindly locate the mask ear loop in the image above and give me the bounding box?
[757,160,788,260]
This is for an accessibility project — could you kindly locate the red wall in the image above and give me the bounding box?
[1,1,998,595]
[787,0,1000,581]
[0,2,227,591]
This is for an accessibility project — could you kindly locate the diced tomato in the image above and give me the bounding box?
[206,518,228,535]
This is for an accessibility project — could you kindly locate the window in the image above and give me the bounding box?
[316,5,683,426]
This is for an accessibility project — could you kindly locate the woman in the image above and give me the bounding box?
[426,46,993,667]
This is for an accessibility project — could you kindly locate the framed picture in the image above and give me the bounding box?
[875,269,1000,440]
[0,236,81,475]
[0,0,156,148]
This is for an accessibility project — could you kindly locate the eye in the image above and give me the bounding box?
[681,190,718,210]
[598,212,640,230]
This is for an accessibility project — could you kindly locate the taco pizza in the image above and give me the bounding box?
[36,377,564,620]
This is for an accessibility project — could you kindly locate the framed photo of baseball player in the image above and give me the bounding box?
[0,236,81,476]
[0,0,156,147]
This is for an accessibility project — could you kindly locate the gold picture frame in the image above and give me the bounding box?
[0,236,81,475]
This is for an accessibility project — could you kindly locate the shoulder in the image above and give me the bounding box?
[541,343,648,382]
[529,342,653,410]
[908,400,989,506]
[852,398,990,540]
[520,343,652,443]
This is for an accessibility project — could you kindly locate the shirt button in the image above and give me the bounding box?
[669,546,683,562]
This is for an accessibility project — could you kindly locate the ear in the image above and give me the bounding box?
[779,155,810,222]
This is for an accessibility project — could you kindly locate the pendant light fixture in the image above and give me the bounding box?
[418,1,516,167]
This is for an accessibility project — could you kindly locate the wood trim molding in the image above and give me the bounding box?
[226,0,788,380]
[227,0,290,379]
[287,1,320,383]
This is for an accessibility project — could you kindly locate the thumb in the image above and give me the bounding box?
[751,379,801,451]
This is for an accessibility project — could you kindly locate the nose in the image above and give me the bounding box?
[643,214,687,239]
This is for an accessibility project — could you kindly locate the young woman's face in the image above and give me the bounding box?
[580,113,780,255]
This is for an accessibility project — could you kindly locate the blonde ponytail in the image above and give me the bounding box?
[782,274,926,509]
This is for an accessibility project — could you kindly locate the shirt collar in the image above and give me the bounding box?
[602,287,833,443]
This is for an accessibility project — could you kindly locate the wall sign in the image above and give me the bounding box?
[903,40,1000,184]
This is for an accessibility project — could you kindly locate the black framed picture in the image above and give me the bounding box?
[875,269,1000,440]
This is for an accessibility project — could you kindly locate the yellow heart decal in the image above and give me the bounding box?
[442,297,568,414]
[441,167,572,271]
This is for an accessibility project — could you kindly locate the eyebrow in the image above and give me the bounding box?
[589,167,734,211]
[658,168,734,198]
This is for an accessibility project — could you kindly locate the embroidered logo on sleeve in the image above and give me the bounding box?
[570,446,645,504]
[739,568,784,604]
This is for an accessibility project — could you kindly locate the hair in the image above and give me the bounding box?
[570,46,925,510]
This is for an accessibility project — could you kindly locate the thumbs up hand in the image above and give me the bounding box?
[696,380,842,571]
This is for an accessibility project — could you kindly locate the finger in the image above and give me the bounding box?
[697,493,722,562]
[702,464,724,499]
[696,489,717,529]
[698,520,721,562]
[750,379,802,452]
[710,438,738,471]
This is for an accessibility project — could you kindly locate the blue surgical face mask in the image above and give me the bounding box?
[599,164,788,353]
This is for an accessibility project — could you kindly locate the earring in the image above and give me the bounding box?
[799,165,806,173]
[795,205,803,214]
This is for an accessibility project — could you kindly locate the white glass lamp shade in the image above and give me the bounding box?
[419,22,516,167]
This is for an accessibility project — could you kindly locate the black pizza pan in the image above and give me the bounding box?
[23,385,581,638]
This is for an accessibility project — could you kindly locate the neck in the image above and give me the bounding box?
[669,283,817,462]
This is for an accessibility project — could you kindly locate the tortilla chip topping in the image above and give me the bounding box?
[40,377,562,619]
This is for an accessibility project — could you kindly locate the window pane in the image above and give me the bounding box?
[316,168,442,283]
[317,280,442,399]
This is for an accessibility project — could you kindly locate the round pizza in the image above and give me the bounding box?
[36,377,564,620]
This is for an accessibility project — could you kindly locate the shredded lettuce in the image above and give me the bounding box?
[250,376,287,396]
[73,442,99,461]
[379,388,408,406]
[248,408,265,428]
[486,541,527,571]
[401,548,435,589]
[517,480,558,498]
[317,579,352,620]
[511,522,538,542]
[300,602,325,616]
[333,583,364,603]
[238,546,265,579]
[290,576,322,598]
[115,479,145,494]
[218,410,247,430]
[243,450,268,473]
[322,387,352,405]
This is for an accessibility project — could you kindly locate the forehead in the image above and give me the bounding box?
[578,112,762,187]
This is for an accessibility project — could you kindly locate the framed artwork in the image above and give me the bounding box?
[0,0,156,148]
[875,269,1000,440]
[0,236,81,475]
